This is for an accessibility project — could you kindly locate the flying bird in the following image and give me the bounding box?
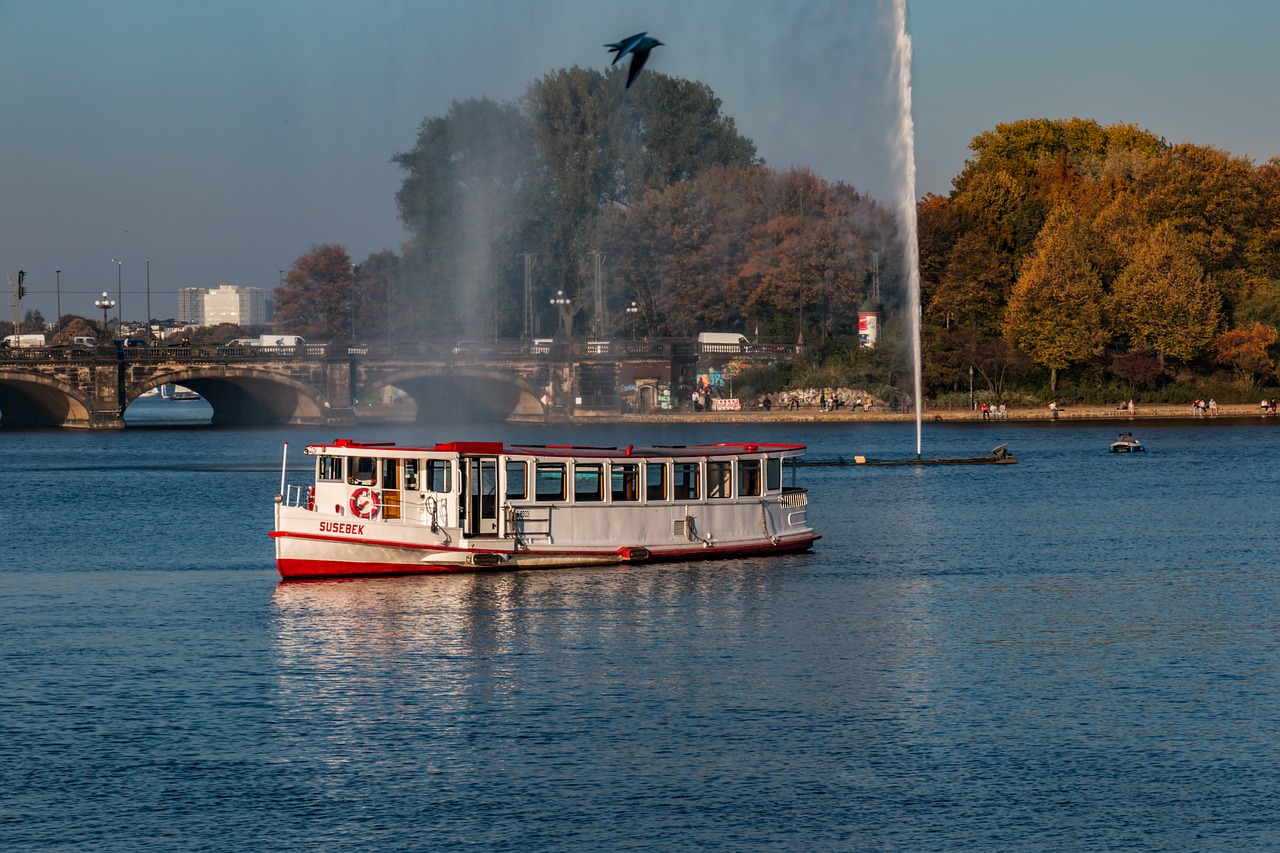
[605,32,663,89]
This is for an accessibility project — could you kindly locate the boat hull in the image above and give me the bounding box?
[271,528,820,580]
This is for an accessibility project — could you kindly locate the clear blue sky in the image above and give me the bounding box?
[1,0,1276,322]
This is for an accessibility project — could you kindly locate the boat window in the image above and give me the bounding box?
[426,459,451,493]
[348,456,376,486]
[673,462,700,501]
[318,456,343,482]
[403,459,420,491]
[766,457,782,491]
[645,462,667,501]
[506,461,528,500]
[611,463,639,502]
[536,463,566,502]
[707,460,732,499]
[738,459,761,497]
[574,464,603,502]
[381,458,402,520]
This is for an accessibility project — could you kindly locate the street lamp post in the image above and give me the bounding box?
[145,258,151,340]
[111,259,123,337]
[350,264,359,341]
[56,270,61,337]
[626,300,639,340]
[550,289,571,341]
[94,292,116,342]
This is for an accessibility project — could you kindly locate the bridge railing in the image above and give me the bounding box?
[0,338,800,364]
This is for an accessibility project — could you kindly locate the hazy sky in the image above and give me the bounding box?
[2,0,1276,322]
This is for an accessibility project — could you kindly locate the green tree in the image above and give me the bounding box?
[353,249,400,343]
[1109,222,1222,366]
[1003,207,1109,390]
[393,97,533,340]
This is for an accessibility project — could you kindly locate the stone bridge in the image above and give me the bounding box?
[0,340,737,429]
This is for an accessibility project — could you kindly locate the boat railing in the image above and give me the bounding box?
[779,488,808,508]
[282,483,310,508]
[509,505,552,542]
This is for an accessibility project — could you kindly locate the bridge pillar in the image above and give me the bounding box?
[89,346,125,428]
[323,346,357,425]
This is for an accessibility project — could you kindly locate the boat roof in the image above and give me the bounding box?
[306,438,806,459]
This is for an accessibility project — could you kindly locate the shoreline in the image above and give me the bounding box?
[558,402,1267,424]
[359,402,1279,424]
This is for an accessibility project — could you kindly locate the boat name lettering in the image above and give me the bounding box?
[320,522,366,535]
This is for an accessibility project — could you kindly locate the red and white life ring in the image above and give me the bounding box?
[349,487,380,519]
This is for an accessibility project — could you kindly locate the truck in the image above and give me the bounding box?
[697,332,749,351]
[256,334,306,347]
[224,335,306,348]
[2,334,46,348]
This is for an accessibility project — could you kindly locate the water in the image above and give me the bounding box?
[2,414,1279,851]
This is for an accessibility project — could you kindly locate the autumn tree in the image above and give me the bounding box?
[1132,144,1262,280]
[602,165,891,340]
[927,227,1012,337]
[275,244,356,341]
[51,315,98,344]
[1215,322,1277,387]
[1003,207,1109,390]
[1109,222,1222,366]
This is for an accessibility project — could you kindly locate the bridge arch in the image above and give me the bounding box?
[0,371,97,428]
[361,365,546,422]
[126,367,331,426]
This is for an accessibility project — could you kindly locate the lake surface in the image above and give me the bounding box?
[2,402,1278,851]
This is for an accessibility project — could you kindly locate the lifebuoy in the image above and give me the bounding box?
[349,487,380,519]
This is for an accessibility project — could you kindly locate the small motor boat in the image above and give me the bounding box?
[1110,438,1144,453]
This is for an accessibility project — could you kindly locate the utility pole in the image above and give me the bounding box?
[587,250,605,340]
[10,273,18,337]
[869,249,882,304]
[517,253,535,339]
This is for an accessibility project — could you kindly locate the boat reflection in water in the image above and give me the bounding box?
[269,565,790,705]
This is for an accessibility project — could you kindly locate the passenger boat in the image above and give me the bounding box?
[272,439,820,579]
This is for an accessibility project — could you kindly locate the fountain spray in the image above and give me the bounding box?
[890,0,923,457]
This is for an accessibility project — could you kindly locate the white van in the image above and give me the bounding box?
[697,332,749,351]
[2,334,46,348]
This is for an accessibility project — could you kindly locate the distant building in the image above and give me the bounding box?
[177,284,269,327]
[177,288,205,325]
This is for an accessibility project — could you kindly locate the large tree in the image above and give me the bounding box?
[1109,222,1223,365]
[1003,207,1109,390]
[392,68,758,342]
[275,244,356,341]
[393,97,533,341]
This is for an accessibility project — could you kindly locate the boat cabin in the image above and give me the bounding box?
[297,439,806,544]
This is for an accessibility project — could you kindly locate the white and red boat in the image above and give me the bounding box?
[272,438,819,579]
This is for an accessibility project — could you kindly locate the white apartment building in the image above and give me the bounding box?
[177,284,270,326]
